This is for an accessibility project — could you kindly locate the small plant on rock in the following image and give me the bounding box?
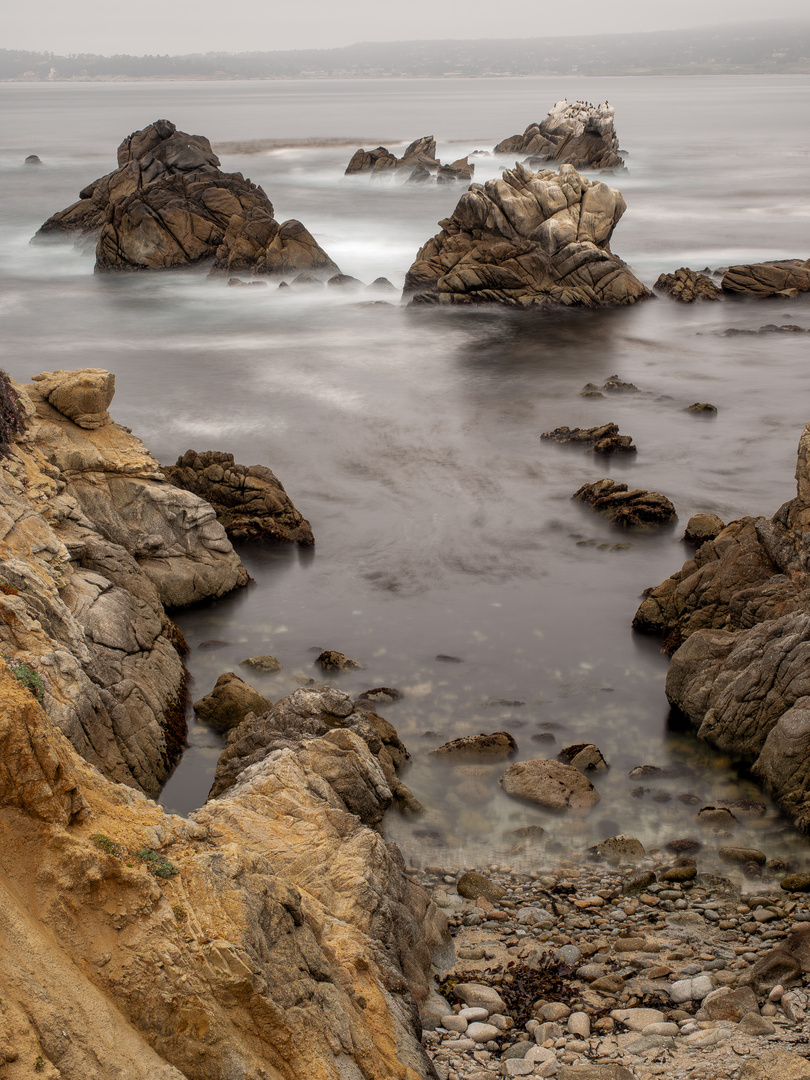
[34,1055,45,1072]
[134,848,178,878]
[0,371,24,458]
[0,581,18,596]
[6,657,46,702]
[92,834,124,859]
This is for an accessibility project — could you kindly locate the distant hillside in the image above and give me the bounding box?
[3,20,810,80]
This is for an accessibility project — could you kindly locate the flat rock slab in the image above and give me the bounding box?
[499,758,600,811]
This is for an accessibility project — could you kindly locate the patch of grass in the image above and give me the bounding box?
[134,848,178,879]
[7,657,46,702]
[34,1055,44,1072]
[173,904,187,921]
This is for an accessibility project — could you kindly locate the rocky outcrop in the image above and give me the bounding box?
[574,479,677,527]
[403,163,651,308]
[429,731,517,761]
[655,267,722,302]
[721,259,810,299]
[0,368,251,797]
[0,660,447,1080]
[163,449,314,545]
[632,424,810,832]
[345,136,473,185]
[193,671,274,732]
[494,100,624,171]
[35,119,339,277]
[542,423,637,454]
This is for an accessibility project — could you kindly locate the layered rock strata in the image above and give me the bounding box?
[0,660,448,1079]
[35,119,339,277]
[0,368,249,796]
[403,163,651,308]
[164,449,314,545]
[574,479,677,527]
[655,267,722,302]
[721,259,810,299]
[494,100,624,171]
[633,424,810,832]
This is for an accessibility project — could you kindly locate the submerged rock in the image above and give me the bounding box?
[163,449,314,545]
[494,100,624,171]
[574,479,677,528]
[345,135,471,185]
[403,163,651,308]
[315,649,362,671]
[430,731,518,761]
[499,757,600,811]
[35,119,339,277]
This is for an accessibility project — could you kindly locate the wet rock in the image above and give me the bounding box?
[573,478,677,528]
[457,871,507,903]
[665,837,702,853]
[683,512,725,545]
[25,154,43,165]
[357,686,403,703]
[345,145,399,174]
[590,834,645,860]
[722,259,810,299]
[499,758,600,811]
[315,650,362,672]
[660,863,697,882]
[164,449,314,545]
[718,845,767,866]
[436,654,464,663]
[781,873,810,891]
[367,276,397,292]
[240,655,282,673]
[541,423,636,454]
[494,99,624,171]
[193,671,273,731]
[430,731,518,762]
[686,402,718,413]
[655,267,722,302]
[404,163,651,308]
[696,806,739,828]
[558,743,609,771]
[327,273,364,289]
[601,375,640,394]
[623,870,657,894]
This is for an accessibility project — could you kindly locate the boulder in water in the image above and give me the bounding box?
[404,163,650,308]
[721,259,810,299]
[655,267,722,302]
[574,479,677,527]
[494,100,624,171]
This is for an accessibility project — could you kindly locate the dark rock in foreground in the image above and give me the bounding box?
[163,449,314,545]
[35,119,339,277]
[404,163,651,308]
[633,423,810,832]
[494,99,624,171]
[574,479,677,528]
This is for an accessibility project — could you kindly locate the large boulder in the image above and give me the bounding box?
[634,424,810,831]
[494,100,624,171]
[498,757,600,811]
[574,478,677,527]
[30,368,115,428]
[403,163,651,308]
[35,119,339,278]
[163,449,314,545]
[721,259,810,299]
[193,671,274,732]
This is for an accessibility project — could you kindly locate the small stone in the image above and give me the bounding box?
[610,1008,665,1032]
[641,1022,678,1036]
[719,846,767,866]
[538,1003,570,1022]
[315,650,361,671]
[442,1015,469,1033]
[503,1062,534,1078]
[453,984,508,1015]
[660,865,697,883]
[459,1008,490,1023]
[781,873,810,892]
[467,1022,500,1043]
[457,872,507,903]
[567,1012,590,1038]
[737,1013,776,1035]
[669,975,714,1003]
[239,654,282,673]
[590,835,644,860]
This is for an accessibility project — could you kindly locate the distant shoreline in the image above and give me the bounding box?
[2,70,810,83]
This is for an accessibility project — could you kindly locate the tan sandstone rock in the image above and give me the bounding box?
[499,758,600,811]
[31,368,116,428]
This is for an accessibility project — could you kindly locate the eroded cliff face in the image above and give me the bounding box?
[633,424,810,832]
[0,368,248,796]
[0,662,447,1080]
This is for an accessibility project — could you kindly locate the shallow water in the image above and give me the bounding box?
[2,75,810,875]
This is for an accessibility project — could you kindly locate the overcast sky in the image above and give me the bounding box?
[4,0,807,55]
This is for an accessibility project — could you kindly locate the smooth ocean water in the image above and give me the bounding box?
[2,76,810,875]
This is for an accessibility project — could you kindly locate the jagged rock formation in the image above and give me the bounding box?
[0,660,448,1079]
[345,136,473,185]
[164,450,314,545]
[403,163,651,308]
[633,424,810,832]
[542,423,637,454]
[574,479,677,527]
[494,100,624,171]
[721,259,810,299]
[655,267,722,302]
[34,119,339,277]
[0,368,251,797]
